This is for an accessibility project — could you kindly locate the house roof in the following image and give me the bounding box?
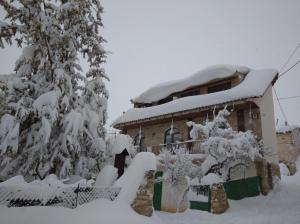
[276,124,300,134]
[112,65,278,127]
[131,64,250,104]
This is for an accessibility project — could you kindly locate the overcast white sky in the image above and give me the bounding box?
[1,0,300,127]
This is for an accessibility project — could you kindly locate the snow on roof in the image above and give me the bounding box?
[276,124,299,133]
[112,66,277,126]
[132,64,250,104]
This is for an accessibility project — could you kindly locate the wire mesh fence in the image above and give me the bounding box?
[0,185,121,209]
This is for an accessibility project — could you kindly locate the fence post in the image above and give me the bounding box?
[75,184,80,208]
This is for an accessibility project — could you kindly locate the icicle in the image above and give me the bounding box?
[231,102,235,112]
[170,119,174,135]
[138,126,142,142]
[248,103,253,125]
[213,105,216,119]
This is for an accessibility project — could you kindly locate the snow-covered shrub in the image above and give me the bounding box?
[0,1,108,181]
[200,173,223,186]
[187,108,262,181]
[157,148,193,185]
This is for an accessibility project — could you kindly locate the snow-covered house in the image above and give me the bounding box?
[113,65,279,163]
[276,124,300,174]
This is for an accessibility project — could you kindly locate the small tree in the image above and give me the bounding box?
[157,148,192,185]
[0,0,108,181]
[187,108,262,181]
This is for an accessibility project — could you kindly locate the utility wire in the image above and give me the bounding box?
[273,87,289,125]
[273,95,300,101]
[279,60,300,78]
[274,43,300,126]
[279,43,300,73]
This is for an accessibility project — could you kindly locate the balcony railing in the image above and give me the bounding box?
[148,140,204,155]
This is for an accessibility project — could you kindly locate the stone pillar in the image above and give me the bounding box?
[287,162,297,176]
[269,162,281,187]
[255,158,270,195]
[211,183,229,214]
[131,170,155,217]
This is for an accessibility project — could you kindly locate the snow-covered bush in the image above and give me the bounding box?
[0,1,108,181]
[157,148,193,185]
[187,108,262,181]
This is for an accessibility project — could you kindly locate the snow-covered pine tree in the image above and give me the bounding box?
[187,108,262,181]
[0,0,108,181]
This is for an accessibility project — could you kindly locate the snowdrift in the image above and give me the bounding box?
[114,152,157,203]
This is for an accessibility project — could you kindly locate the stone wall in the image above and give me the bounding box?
[287,163,297,176]
[211,183,229,214]
[125,105,262,152]
[255,158,270,195]
[131,170,155,217]
[127,119,190,150]
[255,158,281,195]
[277,132,299,164]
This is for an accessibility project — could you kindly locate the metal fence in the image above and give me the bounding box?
[0,185,121,209]
[189,184,211,212]
[150,140,205,155]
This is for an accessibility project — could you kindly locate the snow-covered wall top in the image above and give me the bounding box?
[132,64,249,104]
[276,124,299,134]
[114,152,156,203]
[112,66,277,126]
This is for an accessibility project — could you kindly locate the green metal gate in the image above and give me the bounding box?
[223,176,261,200]
[153,171,163,210]
[189,185,211,212]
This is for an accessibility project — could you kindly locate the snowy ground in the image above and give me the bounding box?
[0,158,300,224]
[157,174,300,224]
[0,199,163,224]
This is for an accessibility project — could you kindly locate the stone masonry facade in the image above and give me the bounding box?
[125,104,262,153]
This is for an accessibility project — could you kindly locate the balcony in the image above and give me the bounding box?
[148,140,204,155]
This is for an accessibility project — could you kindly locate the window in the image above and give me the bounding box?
[158,96,173,105]
[181,90,200,98]
[164,127,181,145]
[207,82,231,94]
[134,133,146,152]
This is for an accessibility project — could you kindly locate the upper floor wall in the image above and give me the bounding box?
[112,65,278,128]
[133,73,244,108]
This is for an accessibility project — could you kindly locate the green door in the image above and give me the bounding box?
[153,171,163,210]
